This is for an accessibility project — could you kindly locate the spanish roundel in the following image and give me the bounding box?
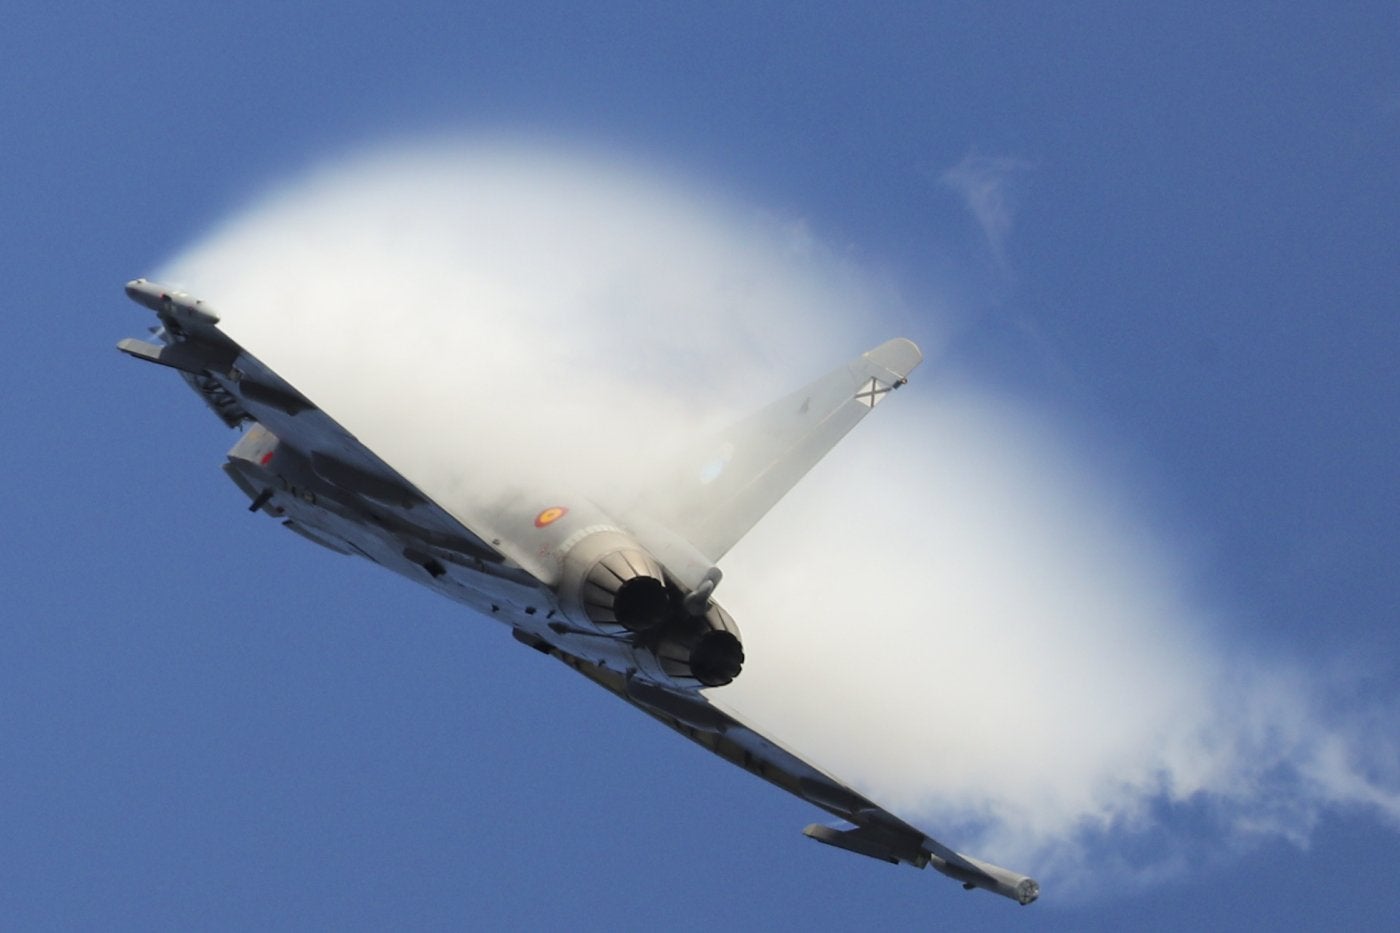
[534,506,568,528]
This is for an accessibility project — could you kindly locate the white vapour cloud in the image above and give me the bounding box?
[159,136,1398,892]
[941,152,1032,267]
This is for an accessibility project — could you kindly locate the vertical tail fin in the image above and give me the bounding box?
[632,338,922,565]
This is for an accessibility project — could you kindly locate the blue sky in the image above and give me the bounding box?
[3,3,1398,930]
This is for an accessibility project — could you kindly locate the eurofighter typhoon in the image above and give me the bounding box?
[118,278,1039,906]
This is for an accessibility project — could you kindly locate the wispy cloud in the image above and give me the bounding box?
[941,152,1033,268]
[162,136,1399,895]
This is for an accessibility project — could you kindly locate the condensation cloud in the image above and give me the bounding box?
[160,136,1399,894]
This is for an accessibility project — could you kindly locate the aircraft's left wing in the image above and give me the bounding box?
[512,629,1040,906]
[117,279,513,571]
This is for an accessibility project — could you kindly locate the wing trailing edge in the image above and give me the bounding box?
[515,631,1039,905]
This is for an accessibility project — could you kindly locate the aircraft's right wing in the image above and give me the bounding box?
[512,629,1040,906]
[631,338,922,566]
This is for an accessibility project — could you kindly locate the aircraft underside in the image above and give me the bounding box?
[117,277,1040,906]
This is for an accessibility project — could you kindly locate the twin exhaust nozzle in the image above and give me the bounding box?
[559,530,744,687]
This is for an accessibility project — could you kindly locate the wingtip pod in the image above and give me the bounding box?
[927,850,1040,906]
[803,819,1038,905]
[123,278,220,326]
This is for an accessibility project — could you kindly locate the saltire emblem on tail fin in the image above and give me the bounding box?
[855,376,892,408]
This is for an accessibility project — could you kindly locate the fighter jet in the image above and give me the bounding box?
[117,278,1039,906]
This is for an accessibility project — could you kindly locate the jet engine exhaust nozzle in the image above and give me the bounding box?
[688,629,744,687]
[652,601,745,688]
[613,575,671,632]
[563,531,672,634]
[557,529,745,686]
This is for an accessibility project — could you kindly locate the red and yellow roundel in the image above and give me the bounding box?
[534,506,568,528]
